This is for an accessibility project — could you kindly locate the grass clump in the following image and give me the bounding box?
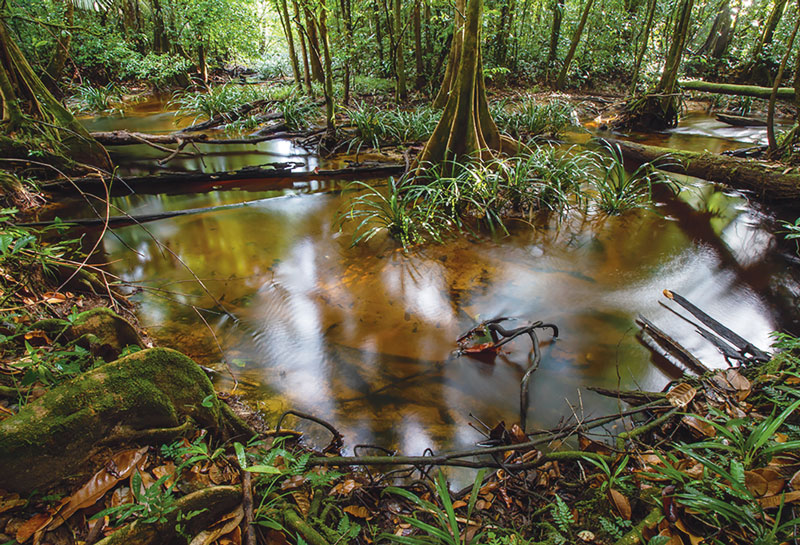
[70,83,124,114]
[588,140,676,214]
[169,83,272,124]
[345,102,439,153]
[492,97,579,140]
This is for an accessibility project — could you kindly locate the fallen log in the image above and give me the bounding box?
[679,80,795,101]
[715,113,768,127]
[601,138,800,201]
[47,162,406,193]
[179,99,275,132]
[89,129,303,147]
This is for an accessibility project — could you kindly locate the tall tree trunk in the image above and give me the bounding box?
[767,3,799,152]
[339,0,354,104]
[745,0,789,78]
[658,0,694,96]
[698,0,732,59]
[374,1,385,71]
[0,18,106,167]
[629,0,658,95]
[45,0,73,86]
[432,0,465,108]
[151,0,166,53]
[546,0,565,82]
[494,0,514,67]
[197,39,208,84]
[319,0,336,138]
[417,0,510,169]
[305,7,325,83]
[621,0,695,129]
[293,0,313,94]
[413,0,424,89]
[394,0,407,100]
[278,0,302,89]
[555,0,596,89]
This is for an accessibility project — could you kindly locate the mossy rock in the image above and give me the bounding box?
[0,348,229,494]
[70,307,143,360]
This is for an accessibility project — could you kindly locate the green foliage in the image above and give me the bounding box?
[379,469,486,545]
[338,178,452,249]
[779,217,800,253]
[492,98,578,140]
[276,95,318,131]
[92,471,182,526]
[597,515,632,540]
[589,141,675,214]
[170,84,269,124]
[550,495,573,535]
[345,103,439,152]
[70,83,124,114]
[582,454,631,494]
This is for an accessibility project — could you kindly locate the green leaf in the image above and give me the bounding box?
[244,465,282,474]
[234,442,247,469]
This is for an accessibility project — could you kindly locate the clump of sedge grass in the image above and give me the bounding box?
[492,97,578,140]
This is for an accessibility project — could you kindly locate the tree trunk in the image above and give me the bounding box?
[151,0,167,53]
[293,0,313,94]
[0,18,106,167]
[698,0,732,59]
[374,0,385,70]
[339,0,354,104]
[432,0,465,108]
[317,0,336,139]
[45,0,74,86]
[767,5,799,152]
[417,0,511,169]
[605,138,800,201]
[622,0,694,129]
[278,0,303,89]
[305,7,325,83]
[555,0,596,89]
[546,0,565,82]
[413,0,424,89]
[629,0,658,95]
[197,39,208,84]
[394,0,407,100]
[748,0,789,68]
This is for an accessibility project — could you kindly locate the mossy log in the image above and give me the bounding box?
[94,486,242,545]
[0,348,252,493]
[603,138,800,201]
[715,113,768,127]
[679,80,796,101]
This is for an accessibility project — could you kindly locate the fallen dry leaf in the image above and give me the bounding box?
[15,513,50,543]
[452,500,467,509]
[189,506,243,545]
[330,479,362,496]
[343,505,373,520]
[667,383,697,408]
[681,416,716,438]
[0,491,26,514]
[291,491,310,517]
[758,490,800,509]
[609,489,631,520]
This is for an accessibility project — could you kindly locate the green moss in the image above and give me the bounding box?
[0,348,220,493]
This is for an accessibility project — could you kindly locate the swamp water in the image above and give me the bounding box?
[67,103,800,457]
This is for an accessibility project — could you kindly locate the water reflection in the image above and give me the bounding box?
[79,103,800,457]
[98,182,795,456]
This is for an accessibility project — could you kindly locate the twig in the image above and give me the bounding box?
[193,306,238,390]
[241,470,256,545]
[275,410,344,453]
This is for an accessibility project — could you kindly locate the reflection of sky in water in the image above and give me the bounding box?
[83,104,800,463]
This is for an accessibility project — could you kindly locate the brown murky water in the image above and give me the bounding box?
[72,102,800,458]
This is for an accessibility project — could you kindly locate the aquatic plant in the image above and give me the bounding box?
[338,177,452,248]
[779,217,800,253]
[169,84,271,123]
[346,103,439,153]
[589,140,675,214]
[492,97,578,139]
[71,83,123,114]
[276,94,318,131]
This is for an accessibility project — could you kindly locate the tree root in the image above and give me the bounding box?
[94,486,242,545]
